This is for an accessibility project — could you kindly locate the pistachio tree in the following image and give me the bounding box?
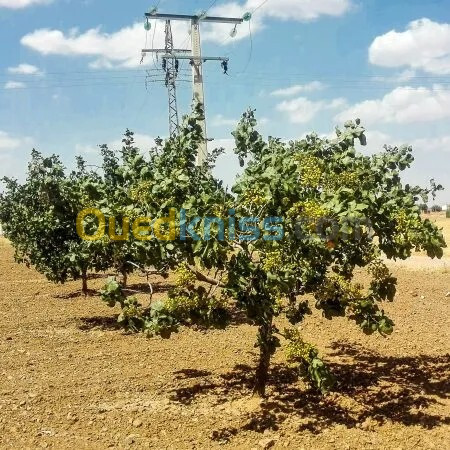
[101,108,446,397]
[226,111,445,395]
[0,151,109,294]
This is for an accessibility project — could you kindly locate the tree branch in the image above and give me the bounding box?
[187,265,226,288]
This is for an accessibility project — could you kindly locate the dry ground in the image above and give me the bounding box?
[0,215,449,449]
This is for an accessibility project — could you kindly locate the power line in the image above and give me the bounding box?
[240,20,253,74]
[251,0,271,14]
[4,68,450,80]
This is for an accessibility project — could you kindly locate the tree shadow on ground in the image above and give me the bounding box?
[77,316,121,331]
[124,281,171,295]
[169,341,450,434]
[55,289,99,299]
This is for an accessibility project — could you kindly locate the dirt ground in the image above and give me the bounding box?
[0,216,449,449]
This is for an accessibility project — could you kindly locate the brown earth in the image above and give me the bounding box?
[0,230,449,449]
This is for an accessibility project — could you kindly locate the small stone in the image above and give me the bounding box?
[132,419,143,428]
[66,412,78,423]
[420,295,425,300]
[360,418,374,431]
[125,434,139,445]
[259,438,276,449]
[445,292,450,298]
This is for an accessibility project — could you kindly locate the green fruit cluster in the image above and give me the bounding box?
[285,328,318,364]
[315,274,363,306]
[323,170,360,191]
[368,259,390,280]
[262,250,283,272]
[164,293,201,314]
[240,188,266,208]
[288,200,328,222]
[295,154,323,188]
[130,180,153,202]
[174,263,196,288]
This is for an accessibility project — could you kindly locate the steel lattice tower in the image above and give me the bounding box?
[164,20,179,138]
[142,12,243,164]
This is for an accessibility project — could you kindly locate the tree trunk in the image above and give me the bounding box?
[253,316,274,397]
[121,270,128,288]
[81,270,88,296]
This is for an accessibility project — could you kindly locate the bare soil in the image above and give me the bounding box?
[0,235,449,449]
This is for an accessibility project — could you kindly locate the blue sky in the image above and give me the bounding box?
[0,0,449,203]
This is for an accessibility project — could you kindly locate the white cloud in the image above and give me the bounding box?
[4,81,26,89]
[410,135,450,153]
[0,0,52,8]
[203,0,352,44]
[335,85,450,125]
[396,69,417,83]
[356,130,450,155]
[270,81,326,97]
[20,1,352,67]
[201,3,262,44]
[369,18,450,75]
[211,114,239,127]
[0,131,33,151]
[245,0,352,21]
[8,63,43,75]
[277,96,346,123]
[21,22,191,69]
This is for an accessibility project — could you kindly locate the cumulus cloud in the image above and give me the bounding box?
[369,18,450,75]
[270,81,326,97]
[335,85,450,125]
[20,0,352,68]
[8,63,43,75]
[4,81,26,89]
[199,0,353,44]
[410,135,450,153]
[277,96,346,123]
[0,0,51,8]
[211,114,239,127]
[20,22,191,69]
[246,0,352,20]
[0,131,33,151]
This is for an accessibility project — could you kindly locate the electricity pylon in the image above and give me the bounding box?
[164,20,179,138]
[142,12,243,165]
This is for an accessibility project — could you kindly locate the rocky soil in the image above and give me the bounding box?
[0,237,449,449]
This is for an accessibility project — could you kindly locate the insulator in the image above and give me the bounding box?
[230,25,237,38]
[144,19,151,31]
[149,7,158,15]
[198,10,208,20]
[243,12,252,21]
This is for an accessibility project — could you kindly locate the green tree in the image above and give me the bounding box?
[100,109,446,397]
[0,151,108,294]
